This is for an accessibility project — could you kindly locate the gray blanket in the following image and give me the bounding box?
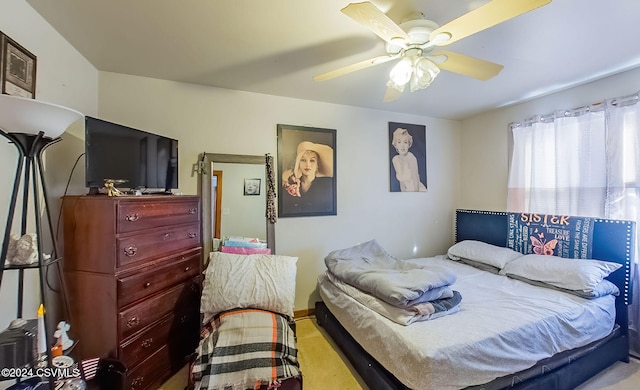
[325,240,457,308]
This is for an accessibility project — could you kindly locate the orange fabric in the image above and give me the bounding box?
[271,311,278,380]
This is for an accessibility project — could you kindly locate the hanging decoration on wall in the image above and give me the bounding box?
[0,31,37,99]
[389,121,427,192]
[244,178,261,196]
[265,154,277,223]
[277,124,337,217]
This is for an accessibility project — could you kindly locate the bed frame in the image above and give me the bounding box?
[316,209,635,390]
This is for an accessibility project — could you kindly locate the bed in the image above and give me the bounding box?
[316,209,635,390]
[189,252,303,390]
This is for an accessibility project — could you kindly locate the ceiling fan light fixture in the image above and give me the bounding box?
[320,1,552,101]
[388,56,413,89]
[410,57,440,92]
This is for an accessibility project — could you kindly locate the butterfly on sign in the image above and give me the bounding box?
[530,230,558,256]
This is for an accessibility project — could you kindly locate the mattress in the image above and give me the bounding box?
[318,255,616,390]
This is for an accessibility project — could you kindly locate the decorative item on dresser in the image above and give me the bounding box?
[62,195,202,390]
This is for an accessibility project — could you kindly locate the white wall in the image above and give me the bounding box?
[0,1,98,333]
[459,67,640,212]
[96,72,462,310]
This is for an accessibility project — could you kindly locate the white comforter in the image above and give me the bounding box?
[318,255,616,390]
[325,240,456,307]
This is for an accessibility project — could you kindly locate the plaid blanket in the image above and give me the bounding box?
[192,309,301,390]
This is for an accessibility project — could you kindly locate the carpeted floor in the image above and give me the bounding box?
[160,316,640,390]
[295,317,368,389]
[576,356,640,390]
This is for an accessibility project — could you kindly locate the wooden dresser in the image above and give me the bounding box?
[62,195,202,390]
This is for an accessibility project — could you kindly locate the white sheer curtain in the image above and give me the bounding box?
[507,91,640,356]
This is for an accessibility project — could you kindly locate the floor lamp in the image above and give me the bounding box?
[0,94,83,371]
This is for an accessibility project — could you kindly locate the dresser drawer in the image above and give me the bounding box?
[117,198,199,234]
[118,277,200,340]
[117,249,201,307]
[126,343,172,390]
[119,313,172,369]
[116,223,200,268]
[119,304,199,368]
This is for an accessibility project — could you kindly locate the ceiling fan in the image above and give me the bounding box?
[314,0,552,102]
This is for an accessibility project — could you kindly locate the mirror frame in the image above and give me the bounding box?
[198,153,275,256]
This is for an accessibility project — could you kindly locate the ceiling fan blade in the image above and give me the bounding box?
[383,87,403,102]
[432,50,504,81]
[429,0,551,46]
[314,55,397,82]
[341,1,410,43]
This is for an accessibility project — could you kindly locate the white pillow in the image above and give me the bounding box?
[506,273,620,299]
[499,254,622,292]
[447,240,522,269]
[201,252,298,318]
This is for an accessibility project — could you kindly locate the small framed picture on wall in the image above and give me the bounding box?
[0,31,37,99]
[244,178,261,196]
[277,124,337,217]
[389,122,427,192]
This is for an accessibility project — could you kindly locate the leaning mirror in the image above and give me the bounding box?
[198,153,275,257]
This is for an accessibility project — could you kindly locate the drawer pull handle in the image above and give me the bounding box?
[125,213,140,222]
[184,266,190,272]
[124,246,138,257]
[141,338,153,348]
[144,282,151,288]
[188,232,197,238]
[126,316,140,328]
[189,208,197,214]
[131,377,144,388]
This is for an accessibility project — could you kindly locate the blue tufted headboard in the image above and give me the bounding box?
[455,209,635,329]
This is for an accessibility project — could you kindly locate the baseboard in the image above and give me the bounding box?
[294,308,315,319]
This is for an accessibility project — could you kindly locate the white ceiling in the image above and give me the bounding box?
[26,0,640,120]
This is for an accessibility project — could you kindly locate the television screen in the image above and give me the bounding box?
[85,116,178,193]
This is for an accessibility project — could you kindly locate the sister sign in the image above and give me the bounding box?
[507,212,594,259]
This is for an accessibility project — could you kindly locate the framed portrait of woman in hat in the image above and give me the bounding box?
[277,124,337,217]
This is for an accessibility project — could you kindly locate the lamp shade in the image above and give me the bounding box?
[410,57,440,92]
[0,94,84,139]
[389,57,414,86]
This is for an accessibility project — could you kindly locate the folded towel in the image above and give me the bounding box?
[223,240,268,248]
[220,246,271,255]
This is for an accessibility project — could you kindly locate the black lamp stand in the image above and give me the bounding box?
[0,129,71,382]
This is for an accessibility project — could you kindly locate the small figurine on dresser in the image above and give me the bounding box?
[54,320,75,351]
[103,179,128,196]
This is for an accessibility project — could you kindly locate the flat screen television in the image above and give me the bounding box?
[85,116,178,194]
